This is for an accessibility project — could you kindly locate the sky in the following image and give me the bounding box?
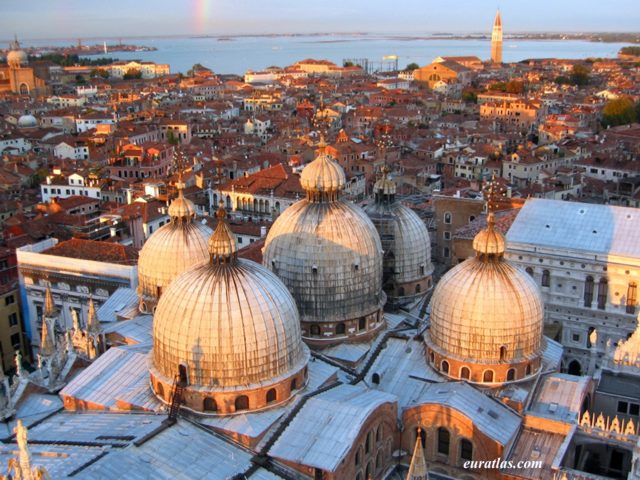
[1,0,639,41]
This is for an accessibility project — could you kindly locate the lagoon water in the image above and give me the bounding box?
[24,35,629,75]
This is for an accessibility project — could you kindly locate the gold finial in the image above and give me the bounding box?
[216,200,226,219]
[482,173,506,229]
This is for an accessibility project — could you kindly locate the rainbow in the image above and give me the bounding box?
[194,0,212,34]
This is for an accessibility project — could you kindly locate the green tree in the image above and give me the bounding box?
[620,46,640,56]
[570,64,590,86]
[489,82,507,92]
[405,62,420,71]
[167,130,179,145]
[343,61,354,67]
[462,90,477,103]
[75,74,86,85]
[601,97,637,127]
[123,68,142,80]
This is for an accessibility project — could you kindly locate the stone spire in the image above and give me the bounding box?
[86,297,101,336]
[208,202,237,264]
[39,319,55,357]
[491,9,503,64]
[406,428,428,480]
[43,285,56,318]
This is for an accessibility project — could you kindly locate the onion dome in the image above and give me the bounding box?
[150,204,309,415]
[425,211,544,386]
[299,152,346,195]
[263,148,386,347]
[364,168,433,306]
[137,185,212,313]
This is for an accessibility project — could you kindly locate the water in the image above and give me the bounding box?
[21,35,630,75]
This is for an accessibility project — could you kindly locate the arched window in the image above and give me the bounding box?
[310,324,321,336]
[597,278,608,309]
[460,439,473,461]
[584,276,594,307]
[526,363,532,376]
[499,345,508,362]
[266,388,277,404]
[541,269,550,287]
[19,83,29,95]
[627,282,637,314]
[178,363,189,385]
[441,360,449,374]
[355,448,361,466]
[358,317,366,331]
[376,451,383,470]
[365,462,372,479]
[291,378,298,392]
[460,366,470,380]
[156,382,164,399]
[336,322,346,335]
[429,351,435,364]
[437,427,450,455]
[415,284,421,294]
[365,431,371,454]
[444,212,452,224]
[568,360,582,376]
[235,395,249,411]
[483,370,494,383]
[398,287,405,297]
[372,373,380,385]
[507,368,516,381]
[203,397,217,412]
[525,267,534,277]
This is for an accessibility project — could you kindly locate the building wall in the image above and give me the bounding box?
[505,247,639,375]
[433,196,485,266]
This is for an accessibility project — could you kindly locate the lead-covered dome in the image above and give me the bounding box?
[263,149,386,347]
[425,212,544,386]
[365,170,433,307]
[7,37,28,68]
[137,188,212,313]
[150,205,309,415]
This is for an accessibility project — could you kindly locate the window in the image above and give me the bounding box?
[507,368,516,381]
[584,276,594,307]
[235,395,249,411]
[358,317,366,331]
[291,378,298,392]
[5,295,15,306]
[443,247,450,258]
[500,346,508,361]
[483,370,494,383]
[8,313,18,327]
[627,282,637,314]
[460,367,470,380]
[310,324,321,336]
[630,403,640,416]
[203,398,217,412]
[572,333,580,342]
[441,360,449,374]
[541,270,550,287]
[443,231,451,240]
[444,212,452,224]
[336,323,346,335]
[598,278,608,310]
[372,373,380,385]
[10,333,20,348]
[266,388,277,404]
[437,428,450,455]
[460,439,473,461]
[525,267,533,277]
[618,401,628,414]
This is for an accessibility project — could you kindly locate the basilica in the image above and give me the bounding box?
[0,146,639,480]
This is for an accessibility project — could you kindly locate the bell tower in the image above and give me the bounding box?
[491,10,503,64]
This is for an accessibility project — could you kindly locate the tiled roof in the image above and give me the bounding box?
[43,238,139,264]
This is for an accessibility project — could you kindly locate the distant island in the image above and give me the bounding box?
[0,42,156,59]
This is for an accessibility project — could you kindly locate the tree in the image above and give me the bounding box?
[489,82,507,92]
[620,46,640,56]
[167,130,179,145]
[601,97,637,127]
[462,90,477,103]
[123,68,142,80]
[75,74,86,85]
[506,80,524,94]
[570,64,590,86]
[405,62,420,71]
[343,61,354,67]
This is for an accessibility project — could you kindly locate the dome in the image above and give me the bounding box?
[263,150,386,347]
[425,214,544,386]
[137,189,212,313]
[17,114,37,128]
[150,205,309,415]
[299,152,346,194]
[365,172,433,305]
[7,38,28,68]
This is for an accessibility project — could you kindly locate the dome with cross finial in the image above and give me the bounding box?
[263,146,385,347]
[137,179,212,314]
[150,204,309,415]
[425,177,544,386]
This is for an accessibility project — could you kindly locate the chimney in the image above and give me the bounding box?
[126,188,133,205]
[260,225,267,238]
[109,227,117,237]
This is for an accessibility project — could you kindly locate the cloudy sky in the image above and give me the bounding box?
[2,0,639,40]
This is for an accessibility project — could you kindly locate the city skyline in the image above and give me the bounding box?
[1,0,639,41]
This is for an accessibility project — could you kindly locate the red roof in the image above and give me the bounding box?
[43,238,138,264]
